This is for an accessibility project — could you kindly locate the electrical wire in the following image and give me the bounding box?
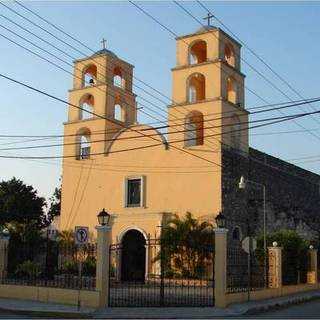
[173,0,320,141]
[197,0,320,128]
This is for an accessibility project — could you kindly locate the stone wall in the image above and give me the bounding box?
[222,147,320,241]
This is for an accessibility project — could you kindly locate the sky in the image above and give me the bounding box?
[1,0,320,201]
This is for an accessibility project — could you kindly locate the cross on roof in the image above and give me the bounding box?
[203,13,214,26]
[101,38,107,49]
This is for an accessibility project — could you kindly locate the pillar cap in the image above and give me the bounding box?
[268,246,283,250]
[213,228,228,234]
[95,225,111,231]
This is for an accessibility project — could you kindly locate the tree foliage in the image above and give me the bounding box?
[47,186,61,223]
[0,177,46,228]
[257,229,309,285]
[158,212,214,278]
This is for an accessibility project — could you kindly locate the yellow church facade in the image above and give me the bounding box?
[60,25,248,244]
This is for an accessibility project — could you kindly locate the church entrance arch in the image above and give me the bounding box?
[120,229,146,282]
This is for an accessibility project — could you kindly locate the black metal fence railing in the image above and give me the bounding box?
[227,244,267,294]
[282,249,308,285]
[109,239,215,307]
[2,240,96,291]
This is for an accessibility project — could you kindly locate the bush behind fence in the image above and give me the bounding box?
[3,239,97,290]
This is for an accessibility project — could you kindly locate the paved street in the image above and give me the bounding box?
[251,299,320,318]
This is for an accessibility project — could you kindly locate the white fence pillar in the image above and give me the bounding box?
[268,246,282,289]
[95,225,111,308]
[214,228,228,308]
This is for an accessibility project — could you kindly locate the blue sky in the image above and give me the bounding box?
[0,1,320,200]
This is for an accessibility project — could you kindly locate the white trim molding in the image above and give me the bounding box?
[123,175,146,208]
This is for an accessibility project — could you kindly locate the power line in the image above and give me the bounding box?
[0,6,222,152]
[0,29,314,168]
[3,1,320,182]
[0,72,222,166]
[0,95,319,140]
[129,0,269,104]
[0,107,319,152]
[197,0,320,127]
[0,28,318,156]
[0,23,167,122]
[13,0,173,104]
[173,0,320,142]
[6,1,319,156]
[0,107,317,159]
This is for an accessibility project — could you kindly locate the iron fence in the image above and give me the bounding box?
[109,238,215,307]
[227,243,267,294]
[282,249,308,285]
[2,238,96,290]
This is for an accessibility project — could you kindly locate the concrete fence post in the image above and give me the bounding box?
[95,225,111,308]
[214,228,228,308]
[268,246,282,289]
[307,249,317,284]
[0,238,9,279]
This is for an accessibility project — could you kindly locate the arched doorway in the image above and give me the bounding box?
[121,229,146,282]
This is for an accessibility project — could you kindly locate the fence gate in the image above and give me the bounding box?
[108,238,214,307]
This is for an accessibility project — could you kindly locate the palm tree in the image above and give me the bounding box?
[57,230,74,246]
[159,212,214,279]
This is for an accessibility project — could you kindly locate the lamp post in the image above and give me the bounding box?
[97,208,111,226]
[239,175,267,287]
[96,208,111,308]
[215,211,226,229]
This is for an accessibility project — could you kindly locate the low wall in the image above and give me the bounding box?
[226,283,320,306]
[0,284,100,308]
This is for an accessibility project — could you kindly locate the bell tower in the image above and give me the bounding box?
[168,24,249,153]
[63,41,137,160]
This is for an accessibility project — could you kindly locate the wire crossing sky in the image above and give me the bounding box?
[0,1,320,199]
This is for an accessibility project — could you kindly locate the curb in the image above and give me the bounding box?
[243,294,320,315]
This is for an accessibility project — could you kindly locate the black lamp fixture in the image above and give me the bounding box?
[97,208,110,226]
[215,211,226,229]
[1,228,9,239]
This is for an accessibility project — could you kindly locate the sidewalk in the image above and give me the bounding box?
[0,298,94,318]
[0,289,319,318]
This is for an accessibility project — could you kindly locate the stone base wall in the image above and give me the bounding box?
[226,283,320,306]
[0,284,100,308]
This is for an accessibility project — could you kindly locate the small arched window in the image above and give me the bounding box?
[227,77,237,104]
[187,73,205,103]
[83,64,97,87]
[224,43,235,67]
[79,94,94,120]
[76,129,91,160]
[114,104,125,122]
[189,40,207,65]
[185,111,204,147]
[113,66,125,89]
[230,114,241,149]
[232,227,241,241]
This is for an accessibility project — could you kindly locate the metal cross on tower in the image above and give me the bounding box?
[203,13,214,26]
[101,38,107,49]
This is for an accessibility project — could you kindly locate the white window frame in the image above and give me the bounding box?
[124,176,146,208]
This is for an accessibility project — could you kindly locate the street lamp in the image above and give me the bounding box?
[215,211,226,229]
[238,175,267,287]
[1,228,9,240]
[239,176,246,189]
[97,208,110,226]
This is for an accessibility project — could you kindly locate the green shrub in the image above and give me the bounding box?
[257,229,309,285]
[61,260,78,275]
[82,256,96,276]
[15,260,41,278]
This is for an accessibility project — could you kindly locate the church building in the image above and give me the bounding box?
[60,24,320,259]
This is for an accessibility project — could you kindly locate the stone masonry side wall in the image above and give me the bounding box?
[222,147,320,241]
